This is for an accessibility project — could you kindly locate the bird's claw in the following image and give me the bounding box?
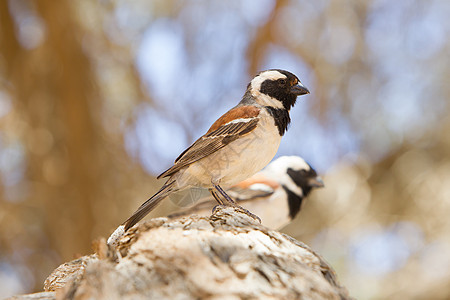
[238,207,262,223]
[211,204,261,223]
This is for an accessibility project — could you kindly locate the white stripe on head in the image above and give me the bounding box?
[250,70,288,109]
[250,70,287,91]
[268,156,311,173]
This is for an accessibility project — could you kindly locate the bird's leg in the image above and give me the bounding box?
[209,188,225,205]
[209,188,226,214]
[213,184,236,205]
[212,184,261,223]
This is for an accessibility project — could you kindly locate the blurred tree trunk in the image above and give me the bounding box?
[0,0,98,259]
[34,0,98,258]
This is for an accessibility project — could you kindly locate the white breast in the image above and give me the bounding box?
[178,109,281,188]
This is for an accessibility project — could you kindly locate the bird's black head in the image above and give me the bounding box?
[286,166,324,198]
[283,165,324,219]
[265,156,323,220]
[249,69,309,111]
[264,156,323,220]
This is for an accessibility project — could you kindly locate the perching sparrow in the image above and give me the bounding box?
[108,69,309,244]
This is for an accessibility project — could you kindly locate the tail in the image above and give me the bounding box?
[123,180,176,231]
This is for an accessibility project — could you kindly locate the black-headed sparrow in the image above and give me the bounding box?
[108,69,309,244]
[169,156,324,229]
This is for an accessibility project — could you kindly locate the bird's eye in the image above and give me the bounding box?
[279,79,286,85]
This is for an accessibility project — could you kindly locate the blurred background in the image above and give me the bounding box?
[0,0,449,298]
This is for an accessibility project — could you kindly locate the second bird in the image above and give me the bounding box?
[169,156,324,229]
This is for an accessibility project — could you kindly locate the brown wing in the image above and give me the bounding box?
[225,173,278,200]
[157,118,259,179]
[227,185,274,201]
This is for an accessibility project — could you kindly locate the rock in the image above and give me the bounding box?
[12,207,351,299]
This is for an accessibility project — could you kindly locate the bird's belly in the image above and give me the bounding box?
[180,125,281,188]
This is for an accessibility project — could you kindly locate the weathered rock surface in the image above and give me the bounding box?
[9,207,351,300]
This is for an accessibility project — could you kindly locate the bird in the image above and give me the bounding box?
[109,69,309,244]
[168,156,324,229]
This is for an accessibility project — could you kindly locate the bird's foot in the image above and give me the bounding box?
[235,206,261,223]
[213,204,261,223]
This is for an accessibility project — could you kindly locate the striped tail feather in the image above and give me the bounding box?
[124,180,176,231]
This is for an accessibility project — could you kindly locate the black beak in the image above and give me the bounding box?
[291,83,310,96]
[308,177,324,188]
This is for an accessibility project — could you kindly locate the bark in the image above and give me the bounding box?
[9,207,351,300]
